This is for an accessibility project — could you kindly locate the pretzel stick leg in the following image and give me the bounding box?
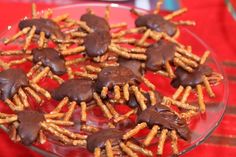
[144,125,159,146]
[18,88,30,108]
[123,122,147,140]
[64,101,76,121]
[181,86,192,103]
[120,142,138,157]
[80,102,87,123]
[105,140,114,157]
[94,147,101,157]
[196,85,205,113]
[24,87,42,103]
[126,141,153,157]
[172,85,184,100]
[157,129,168,155]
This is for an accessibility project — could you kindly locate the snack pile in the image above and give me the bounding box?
[0,1,223,156]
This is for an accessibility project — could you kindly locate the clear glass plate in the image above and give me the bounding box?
[0,3,229,157]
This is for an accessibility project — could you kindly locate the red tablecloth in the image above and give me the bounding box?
[0,0,236,156]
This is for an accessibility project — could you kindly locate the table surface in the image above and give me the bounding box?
[0,0,236,156]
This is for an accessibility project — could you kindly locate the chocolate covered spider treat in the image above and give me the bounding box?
[0,68,51,110]
[4,4,71,50]
[170,65,223,113]
[123,103,190,155]
[0,100,87,146]
[87,128,153,157]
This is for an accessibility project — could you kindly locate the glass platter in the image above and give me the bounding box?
[0,3,229,157]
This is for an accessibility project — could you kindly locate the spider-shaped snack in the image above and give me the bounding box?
[169,64,223,113]
[60,5,147,63]
[0,99,87,146]
[122,102,190,156]
[3,3,74,50]
[0,68,52,110]
[51,77,136,128]
[86,128,154,157]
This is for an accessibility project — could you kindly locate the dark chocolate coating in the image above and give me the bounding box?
[52,78,94,104]
[17,110,45,145]
[137,104,190,140]
[84,30,111,57]
[128,91,162,109]
[0,69,29,100]
[95,66,141,92]
[171,65,213,88]
[145,40,176,71]
[80,13,110,32]
[87,129,124,152]
[118,57,144,77]
[32,48,66,75]
[18,18,64,39]
[135,14,177,36]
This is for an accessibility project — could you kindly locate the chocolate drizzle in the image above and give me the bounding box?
[17,110,45,145]
[0,69,29,100]
[171,65,213,88]
[80,13,110,32]
[32,48,66,75]
[118,57,144,77]
[137,104,190,140]
[52,78,94,104]
[84,30,111,57]
[145,40,176,71]
[135,14,177,36]
[87,129,124,152]
[95,66,141,92]
[18,18,64,39]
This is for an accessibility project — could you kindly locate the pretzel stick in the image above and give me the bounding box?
[120,142,138,157]
[50,97,69,114]
[4,27,31,44]
[114,109,136,123]
[43,9,53,19]
[81,125,99,133]
[24,87,42,103]
[144,125,159,146]
[64,101,76,121]
[8,57,32,67]
[46,119,74,126]
[44,113,64,119]
[164,8,188,20]
[170,130,179,155]
[163,97,198,110]
[172,85,184,100]
[153,0,163,14]
[110,22,127,29]
[142,77,156,90]
[157,129,168,155]
[200,50,210,64]
[176,47,200,62]
[30,83,51,99]
[123,83,130,101]
[114,85,121,100]
[18,88,29,108]
[24,26,36,50]
[131,86,147,110]
[13,94,24,110]
[93,93,113,119]
[165,61,175,78]
[53,14,69,23]
[137,29,151,46]
[80,102,87,122]
[123,122,147,140]
[105,140,113,157]
[126,141,153,157]
[38,31,45,48]
[106,103,119,118]
[70,32,87,37]
[74,71,97,80]
[5,99,20,111]
[0,50,24,56]
[202,75,215,97]
[174,57,193,72]
[181,86,192,103]
[101,87,108,98]
[31,67,50,83]
[48,72,64,84]
[94,147,101,157]
[196,85,205,113]
[32,3,37,18]
[0,116,17,124]
[104,5,110,21]
[27,62,42,77]
[62,46,85,56]
[85,65,101,73]
[46,122,87,139]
